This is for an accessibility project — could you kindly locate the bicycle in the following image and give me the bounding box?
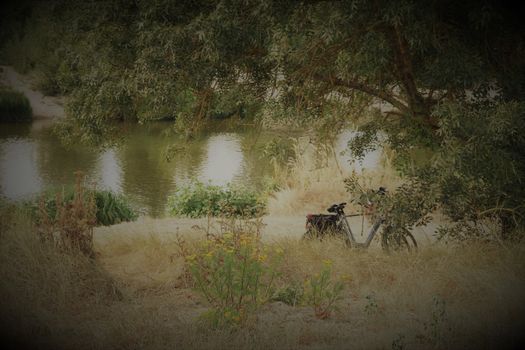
[303,187,417,252]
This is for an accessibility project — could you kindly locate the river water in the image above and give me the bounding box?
[0,120,380,216]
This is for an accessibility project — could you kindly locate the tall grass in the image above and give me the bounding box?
[0,209,121,348]
[0,87,32,122]
[1,207,524,349]
[267,141,401,215]
[33,188,138,227]
[94,191,138,226]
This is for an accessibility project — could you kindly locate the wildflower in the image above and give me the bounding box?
[322,259,333,266]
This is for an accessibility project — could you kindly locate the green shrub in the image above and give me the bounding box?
[31,189,138,226]
[168,182,265,218]
[181,232,282,327]
[302,260,345,319]
[271,284,303,306]
[93,191,138,226]
[0,88,32,122]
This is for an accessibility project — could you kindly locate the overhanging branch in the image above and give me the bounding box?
[313,73,410,114]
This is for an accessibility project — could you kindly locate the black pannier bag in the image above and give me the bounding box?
[305,214,339,237]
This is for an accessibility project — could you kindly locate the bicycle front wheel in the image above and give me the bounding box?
[381,228,418,252]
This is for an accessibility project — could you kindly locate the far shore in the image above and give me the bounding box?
[0,65,65,119]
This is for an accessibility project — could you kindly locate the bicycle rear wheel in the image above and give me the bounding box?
[302,228,317,240]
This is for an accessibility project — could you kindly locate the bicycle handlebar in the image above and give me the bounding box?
[328,187,386,213]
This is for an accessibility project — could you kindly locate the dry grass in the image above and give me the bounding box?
[1,210,525,349]
[267,143,401,216]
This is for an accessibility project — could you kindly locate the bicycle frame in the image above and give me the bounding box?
[305,188,417,251]
[338,212,383,248]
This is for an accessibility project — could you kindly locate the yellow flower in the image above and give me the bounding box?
[322,259,333,266]
[258,254,267,262]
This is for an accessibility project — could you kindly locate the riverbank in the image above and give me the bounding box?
[3,211,524,349]
[0,65,64,119]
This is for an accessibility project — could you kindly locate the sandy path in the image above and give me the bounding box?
[93,214,436,292]
[0,65,65,119]
[94,215,436,246]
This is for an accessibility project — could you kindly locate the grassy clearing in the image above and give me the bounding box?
[1,208,524,349]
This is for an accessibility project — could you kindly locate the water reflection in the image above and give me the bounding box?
[97,149,122,191]
[0,139,42,198]
[198,134,243,185]
[36,128,99,188]
[0,122,381,216]
[116,127,180,216]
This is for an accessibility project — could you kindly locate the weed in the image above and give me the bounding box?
[181,231,283,327]
[302,259,345,319]
[31,187,137,227]
[36,171,97,257]
[271,284,304,306]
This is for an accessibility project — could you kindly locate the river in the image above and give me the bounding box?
[0,120,380,216]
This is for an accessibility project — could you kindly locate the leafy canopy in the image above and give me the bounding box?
[2,0,525,237]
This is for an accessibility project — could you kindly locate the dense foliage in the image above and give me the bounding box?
[34,189,138,226]
[0,86,32,121]
[168,182,264,218]
[1,0,524,238]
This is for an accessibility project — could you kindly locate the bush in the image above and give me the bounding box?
[93,191,138,226]
[180,231,282,327]
[302,260,345,319]
[37,172,97,257]
[168,182,265,218]
[32,188,137,227]
[0,87,32,122]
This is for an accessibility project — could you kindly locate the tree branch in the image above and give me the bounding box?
[313,73,410,114]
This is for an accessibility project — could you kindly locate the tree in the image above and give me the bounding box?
[2,0,525,237]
